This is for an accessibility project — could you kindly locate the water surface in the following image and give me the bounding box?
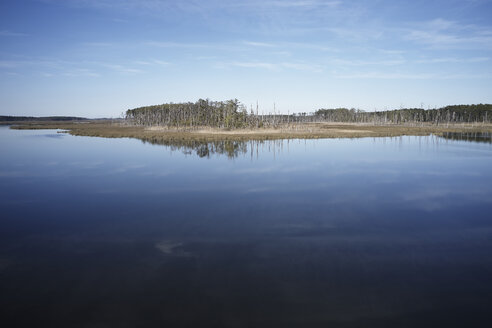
[1,126,491,327]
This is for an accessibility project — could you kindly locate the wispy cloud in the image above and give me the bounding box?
[2,72,22,77]
[0,30,27,37]
[82,42,116,47]
[135,59,170,66]
[323,27,383,40]
[336,72,435,80]
[280,62,324,72]
[378,49,406,55]
[48,0,343,11]
[44,0,216,14]
[331,59,406,66]
[229,61,323,72]
[102,64,143,74]
[336,72,490,80]
[63,68,100,77]
[232,62,277,70]
[0,60,20,68]
[282,42,340,52]
[405,18,492,48]
[415,57,489,64]
[0,57,146,77]
[259,1,342,8]
[145,41,209,48]
[0,59,58,69]
[243,41,275,47]
[146,40,340,54]
[43,0,160,10]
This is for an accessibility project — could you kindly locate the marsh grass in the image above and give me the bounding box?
[7,120,492,142]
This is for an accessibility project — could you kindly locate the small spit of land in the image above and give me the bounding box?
[3,102,492,143]
[6,120,492,143]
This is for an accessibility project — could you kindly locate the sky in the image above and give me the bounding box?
[1,0,492,117]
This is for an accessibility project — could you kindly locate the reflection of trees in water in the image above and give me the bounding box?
[441,132,492,144]
[137,134,491,158]
[140,138,278,159]
[140,138,290,159]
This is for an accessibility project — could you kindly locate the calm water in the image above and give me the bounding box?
[1,126,492,327]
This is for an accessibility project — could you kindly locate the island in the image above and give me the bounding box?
[3,101,492,143]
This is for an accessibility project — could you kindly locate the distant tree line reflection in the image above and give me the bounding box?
[138,133,490,159]
[140,138,288,159]
[441,132,492,143]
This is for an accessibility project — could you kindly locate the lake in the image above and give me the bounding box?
[1,126,492,327]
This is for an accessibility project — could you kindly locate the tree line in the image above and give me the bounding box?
[315,104,492,125]
[125,99,254,129]
[125,99,320,128]
[0,116,86,122]
[126,100,492,128]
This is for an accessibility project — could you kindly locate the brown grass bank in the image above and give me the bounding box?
[6,120,492,142]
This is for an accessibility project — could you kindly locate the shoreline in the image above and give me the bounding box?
[5,120,492,142]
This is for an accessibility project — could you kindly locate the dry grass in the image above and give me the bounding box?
[7,120,492,142]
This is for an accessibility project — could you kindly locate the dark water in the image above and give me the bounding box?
[1,126,492,327]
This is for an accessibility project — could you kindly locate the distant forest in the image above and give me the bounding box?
[0,116,86,122]
[315,104,492,124]
[126,100,492,128]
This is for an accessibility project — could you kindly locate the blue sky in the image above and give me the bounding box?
[1,0,492,117]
